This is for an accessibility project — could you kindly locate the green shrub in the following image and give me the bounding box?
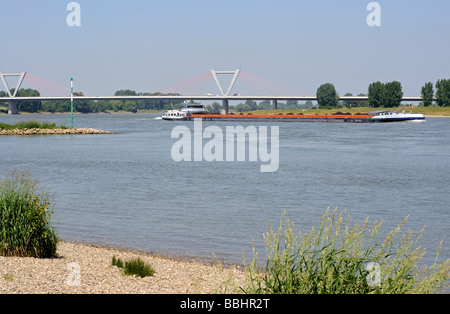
[244,208,449,294]
[112,255,155,278]
[0,171,59,258]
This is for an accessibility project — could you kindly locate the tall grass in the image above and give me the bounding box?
[0,121,68,130]
[0,171,59,258]
[243,208,449,294]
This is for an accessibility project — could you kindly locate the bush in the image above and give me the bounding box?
[244,208,449,294]
[0,171,59,258]
[112,255,155,278]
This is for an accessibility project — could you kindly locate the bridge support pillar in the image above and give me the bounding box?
[273,100,278,110]
[8,101,18,115]
[222,99,229,115]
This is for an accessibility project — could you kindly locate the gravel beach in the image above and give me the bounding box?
[0,241,246,294]
[0,128,114,136]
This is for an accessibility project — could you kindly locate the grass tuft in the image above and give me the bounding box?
[112,255,155,278]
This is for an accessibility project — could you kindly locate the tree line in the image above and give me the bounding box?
[0,89,184,114]
[316,78,450,108]
[1,79,449,113]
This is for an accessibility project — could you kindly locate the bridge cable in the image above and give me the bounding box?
[175,72,212,95]
[190,73,213,95]
[239,73,274,96]
[23,76,54,97]
[240,72,288,96]
[24,75,67,97]
[241,71,310,96]
[26,74,71,95]
[238,76,262,96]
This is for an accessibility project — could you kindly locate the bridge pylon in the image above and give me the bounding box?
[210,69,240,114]
[0,72,27,114]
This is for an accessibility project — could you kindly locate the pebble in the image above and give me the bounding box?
[0,241,246,294]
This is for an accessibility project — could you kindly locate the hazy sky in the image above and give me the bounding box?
[1,0,449,97]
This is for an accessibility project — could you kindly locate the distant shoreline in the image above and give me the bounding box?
[1,106,449,117]
[1,112,449,117]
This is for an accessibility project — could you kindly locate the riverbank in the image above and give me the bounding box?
[0,241,246,294]
[0,128,114,136]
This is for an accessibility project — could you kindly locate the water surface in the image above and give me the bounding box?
[0,113,448,265]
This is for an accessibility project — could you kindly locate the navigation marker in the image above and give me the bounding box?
[71,77,74,128]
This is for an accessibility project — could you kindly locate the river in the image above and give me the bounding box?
[0,113,448,265]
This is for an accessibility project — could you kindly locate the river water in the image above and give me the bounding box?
[0,113,448,265]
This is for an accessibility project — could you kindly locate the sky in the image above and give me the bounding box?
[1,0,449,97]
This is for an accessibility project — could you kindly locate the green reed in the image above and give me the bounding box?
[0,170,59,258]
[243,208,449,294]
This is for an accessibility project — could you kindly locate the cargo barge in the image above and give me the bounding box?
[161,105,425,123]
[163,112,375,123]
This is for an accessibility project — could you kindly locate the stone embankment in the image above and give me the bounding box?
[0,128,115,136]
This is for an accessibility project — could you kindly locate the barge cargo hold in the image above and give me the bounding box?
[183,113,375,123]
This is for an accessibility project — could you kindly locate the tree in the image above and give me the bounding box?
[122,100,138,113]
[342,93,359,107]
[15,88,42,113]
[302,100,314,109]
[114,89,137,96]
[368,81,403,108]
[357,93,370,107]
[73,92,92,113]
[258,100,271,110]
[316,83,338,107]
[286,100,299,109]
[235,103,251,112]
[209,102,222,113]
[245,100,258,111]
[383,81,403,108]
[435,79,450,107]
[421,82,434,107]
[368,81,384,108]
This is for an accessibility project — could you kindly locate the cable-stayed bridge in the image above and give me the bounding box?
[0,70,422,114]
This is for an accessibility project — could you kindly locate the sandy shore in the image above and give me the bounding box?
[0,241,246,294]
